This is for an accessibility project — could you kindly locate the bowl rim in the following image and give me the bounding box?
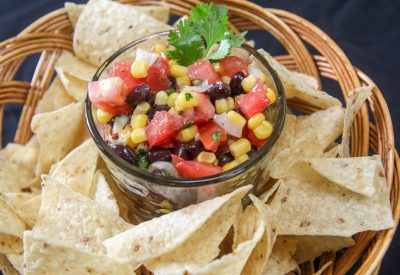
[84,31,286,188]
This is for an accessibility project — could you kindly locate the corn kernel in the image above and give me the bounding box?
[176,91,199,108]
[241,75,257,92]
[227,97,235,110]
[130,128,148,144]
[215,98,229,114]
[170,65,188,77]
[126,136,136,149]
[258,72,267,84]
[266,88,276,104]
[221,76,231,85]
[213,63,222,74]
[168,60,177,67]
[168,107,178,115]
[130,114,148,130]
[167,92,178,107]
[229,138,251,158]
[247,112,265,130]
[236,153,249,164]
[155,91,169,105]
[253,120,273,140]
[176,75,191,86]
[151,44,165,54]
[227,111,246,127]
[197,151,217,164]
[131,60,150,78]
[96,108,113,123]
[222,160,239,172]
[133,102,151,114]
[177,125,198,142]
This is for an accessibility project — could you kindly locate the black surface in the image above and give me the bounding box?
[0,0,399,274]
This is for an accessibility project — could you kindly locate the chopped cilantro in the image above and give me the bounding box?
[138,156,150,170]
[211,131,221,142]
[185,93,193,101]
[192,79,202,86]
[184,121,194,128]
[167,89,176,95]
[161,170,171,177]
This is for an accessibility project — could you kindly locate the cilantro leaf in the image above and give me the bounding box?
[208,39,231,61]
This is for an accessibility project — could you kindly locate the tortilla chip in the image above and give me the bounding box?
[50,139,99,196]
[262,237,298,275]
[73,0,170,65]
[33,181,131,255]
[0,234,22,255]
[339,85,373,157]
[5,254,23,274]
[293,235,354,264]
[56,51,97,82]
[0,161,27,193]
[103,186,251,267]
[0,254,19,275]
[2,193,40,227]
[302,157,378,197]
[23,231,135,275]
[92,170,119,215]
[31,101,86,176]
[56,67,89,101]
[269,155,394,236]
[1,143,38,172]
[0,197,26,238]
[35,76,75,114]
[65,2,170,28]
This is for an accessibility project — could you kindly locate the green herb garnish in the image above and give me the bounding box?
[192,79,202,86]
[161,170,171,177]
[138,157,150,170]
[211,131,221,142]
[166,3,247,66]
[184,121,194,128]
[185,93,193,101]
[167,89,176,95]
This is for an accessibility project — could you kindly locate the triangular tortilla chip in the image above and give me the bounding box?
[0,254,19,275]
[91,170,119,215]
[5,254,23,274]
[0,233,23,255]
[73,0,171,65]
[56,67,89,101]
[33,181,132,254]
[23,231,134,275]
[50,139,99,196]
[55,51,97,82]
[2,193,40,227]
[262,237,298,275]
[1,143,38,172]
[0,197,26,238]
[31,101,86,176]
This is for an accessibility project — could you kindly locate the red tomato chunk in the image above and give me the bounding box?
[219,56,248,77]
[236,80,270,119]
[172,155,222,178]
[109,61,145,91]
[146,58,171,93]
[199,122,228,152]
[188,59,220,84]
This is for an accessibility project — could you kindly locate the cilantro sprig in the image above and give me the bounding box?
[166,3,247,66]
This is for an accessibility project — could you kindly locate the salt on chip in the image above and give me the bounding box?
[0,197,26,238]
[92,170,119,215]
[5,255,23,274]
[23,231,135,275]
[0,254,19,275]
[33,181,132,254]
[0,233,23,255]
[339,85,373,157]
[292,235,354,264]
[31,101,86,176]
[103,185,251,267]
[50,139,99,196]
[262,237,298,275]
[56,67,89,101]
[2,193,40,227]
[269,156,394,237]
[73,0,171,65]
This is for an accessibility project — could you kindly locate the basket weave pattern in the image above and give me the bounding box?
[0,1,398,274]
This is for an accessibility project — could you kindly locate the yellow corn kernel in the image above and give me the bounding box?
[227,97,235,110]
[221,76,231,85]
[258,72,267,84]
[176,75,191,86]
[155,91,169,105]
[266,88,276,104]
[241,75,257,92]
[236,153,249,164]
[197,151,217,164]
[168,107,178,115]
[130,128,148,144]
[170,65,188,77]
[133,102,151,114]
[151,44,165,54]
[167,92,178,107]
[126,136,136,148]
[229,138,251,158]
[247,112,265,130]
[215,98,229,114]
[213,63,222,74]
[222,160,239,172]
[176,91,199,108]
[130,114,148,130]
[131,60,150,78]
[96,108,113,123]
[253,120,273,140]
[168,60,177,67]
[177,125,198,142]
[227,111,246,127]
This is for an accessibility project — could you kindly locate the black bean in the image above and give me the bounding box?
[169,76,177,90]
[147,147,173,163]
[174,143,189,160]
[148,105,170,120]
[125,84,150,106]
[205,83,231,102]
[230,72,245,96]
[186,140,204,159]
[217,152,234,166]
[108,143,138,164]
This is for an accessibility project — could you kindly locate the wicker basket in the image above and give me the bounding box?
[0,0,398,274]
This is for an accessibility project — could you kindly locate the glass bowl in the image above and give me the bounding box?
[84,31,286,222]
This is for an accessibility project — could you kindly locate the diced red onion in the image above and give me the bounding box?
[213,113,243,138]
[135,48,157,65]
[151,161,179,177]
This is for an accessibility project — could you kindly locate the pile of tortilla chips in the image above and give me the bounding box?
[0,0,394,274]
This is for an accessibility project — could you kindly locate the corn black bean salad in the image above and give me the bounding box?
[88,3,277,178]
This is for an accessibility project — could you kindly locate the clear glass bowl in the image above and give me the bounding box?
[84,31,286,222]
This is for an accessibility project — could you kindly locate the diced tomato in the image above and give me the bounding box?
[199,122,227,152]
[219,56,248,77]
[109,61,145,91]
[194,92,215,120]
[146,58,171,93]
[188,59,220,84]
[248,130,267,149]
[146,111,179,148]
[236,80,270,119]
[157,138,175,149]
[172,155,222,178]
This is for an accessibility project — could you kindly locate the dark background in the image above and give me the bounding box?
[0,0,398,274]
